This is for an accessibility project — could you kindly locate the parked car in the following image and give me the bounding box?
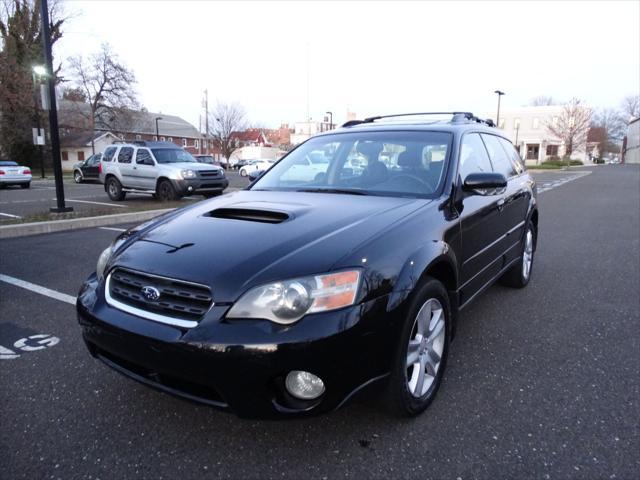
[233,159,251,171]
[279,152,329,182]
[193,154,228,169]
[0,160,32,189]
[239,159,275,177]
[73,153,102,183]
[78,111,538,418]
[99,141,228,201]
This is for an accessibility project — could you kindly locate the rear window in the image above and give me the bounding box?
[102,147,117,162]
[0,161,18,166]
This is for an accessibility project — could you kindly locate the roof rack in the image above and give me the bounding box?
[341,111,496,128]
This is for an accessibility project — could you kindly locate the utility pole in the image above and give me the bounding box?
[40,0,72,212]
[204,89,209,154]
[494,90,505,127]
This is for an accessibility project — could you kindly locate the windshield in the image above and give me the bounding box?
[251,131,452,198]
[151,148,197,164]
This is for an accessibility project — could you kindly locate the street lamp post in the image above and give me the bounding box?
[31,66,46,178]
[155,117,162,139]
[40,0,72,213]
[325,111,333,130]
[494,90,505,127]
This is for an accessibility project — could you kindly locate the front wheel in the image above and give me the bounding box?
[73,171,83,183]
[157,179,178,202]
[500,221,536,288]
[386,278,451,417]
[240,169,247,177]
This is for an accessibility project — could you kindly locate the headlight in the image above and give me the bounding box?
[96,238,126,280]
[226,270,361,324]
[181,169,196,179]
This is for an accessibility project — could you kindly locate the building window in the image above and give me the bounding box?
[168,137,173,142]
[135,134,142,140]
[61,151,68,161]
[153,136,158,141]
[513,118,521,129]
[546,145,559,157]
[195,139,199,148]
[532,118,540,129]
[160,136,166,141]
[77,151,85,161]
[182,138,187,147]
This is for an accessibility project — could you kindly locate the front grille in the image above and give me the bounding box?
[198,170,221,178]
[108,268,212,321]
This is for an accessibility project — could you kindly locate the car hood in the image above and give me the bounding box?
[112,190,429,301]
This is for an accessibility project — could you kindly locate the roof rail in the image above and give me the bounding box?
[341,111,498,128]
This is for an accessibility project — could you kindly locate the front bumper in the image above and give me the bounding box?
[77,275,394,418]
[172,177,229,195]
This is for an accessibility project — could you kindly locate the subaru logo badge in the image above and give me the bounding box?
[141,286,161,302]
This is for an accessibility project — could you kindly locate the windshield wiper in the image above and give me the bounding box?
[296,188,368,195]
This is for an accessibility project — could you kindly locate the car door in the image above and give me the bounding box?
[133,148,157,190]
[82,154,101,179]
[481,134,530,266]
[455,132,506,306]
[116,146,135,187]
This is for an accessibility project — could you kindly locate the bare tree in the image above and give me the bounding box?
[620,95,639,121]
[208,101,247,162]
[67,43,137,153]
[593,108,625,156]
[546,98,591,162]
[530,95,557,106]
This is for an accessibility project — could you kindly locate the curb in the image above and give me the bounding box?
[0,208,174,239]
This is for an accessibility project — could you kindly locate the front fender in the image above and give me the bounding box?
[387,240,458,312]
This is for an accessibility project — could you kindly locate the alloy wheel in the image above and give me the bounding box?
[406,298,446,398]
[74,171,82,183]
[522,229,533,280]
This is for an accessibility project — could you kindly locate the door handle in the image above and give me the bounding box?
[497,198,505,211]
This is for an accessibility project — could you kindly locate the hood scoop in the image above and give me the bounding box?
[206,207,289,224]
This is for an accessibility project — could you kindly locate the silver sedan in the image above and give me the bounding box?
[0,160,32,189]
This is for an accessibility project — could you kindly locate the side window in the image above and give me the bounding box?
[481,134,516,178]
[497,137,525,175]
[136,149,153,165]
[458,133,493,181]
[102,147,116,162]
[117,147,134,164]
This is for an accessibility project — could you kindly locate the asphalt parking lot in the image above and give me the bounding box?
[0,170,249,223]
[0,165,638,479]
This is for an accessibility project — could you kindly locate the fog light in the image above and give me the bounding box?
[188,186,193,192]
[285,370,325,400]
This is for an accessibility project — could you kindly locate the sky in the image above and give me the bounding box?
[56,0,640,130]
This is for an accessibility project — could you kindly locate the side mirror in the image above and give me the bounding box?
[462,172,507,195]
[248,170,264,182]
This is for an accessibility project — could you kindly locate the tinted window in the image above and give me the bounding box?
[458,133,493,180]
[481,134,516,178]
[102,147,117,162]
[117,147,134,164]
[136,149,153,164]
[252,131,452,198]
[497,137,525,175]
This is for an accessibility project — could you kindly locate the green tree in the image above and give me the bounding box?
[0,0,65,167]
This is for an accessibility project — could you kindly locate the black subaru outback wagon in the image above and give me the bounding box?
[77,112,538,418]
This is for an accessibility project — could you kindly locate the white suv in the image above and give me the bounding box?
[99,141,228,201]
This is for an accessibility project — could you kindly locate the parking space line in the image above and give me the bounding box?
[98,227,126,232]
[0,273,76,305]
[0,212,22,218]
[58,198,128,208]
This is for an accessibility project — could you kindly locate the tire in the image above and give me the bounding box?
[386,277,451,417]
[106,177,126,201]
[499,221,536,288]
[73,170,83,183]
[21,182,30,189]
[157,179,178,202]
[240,169,247,177]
